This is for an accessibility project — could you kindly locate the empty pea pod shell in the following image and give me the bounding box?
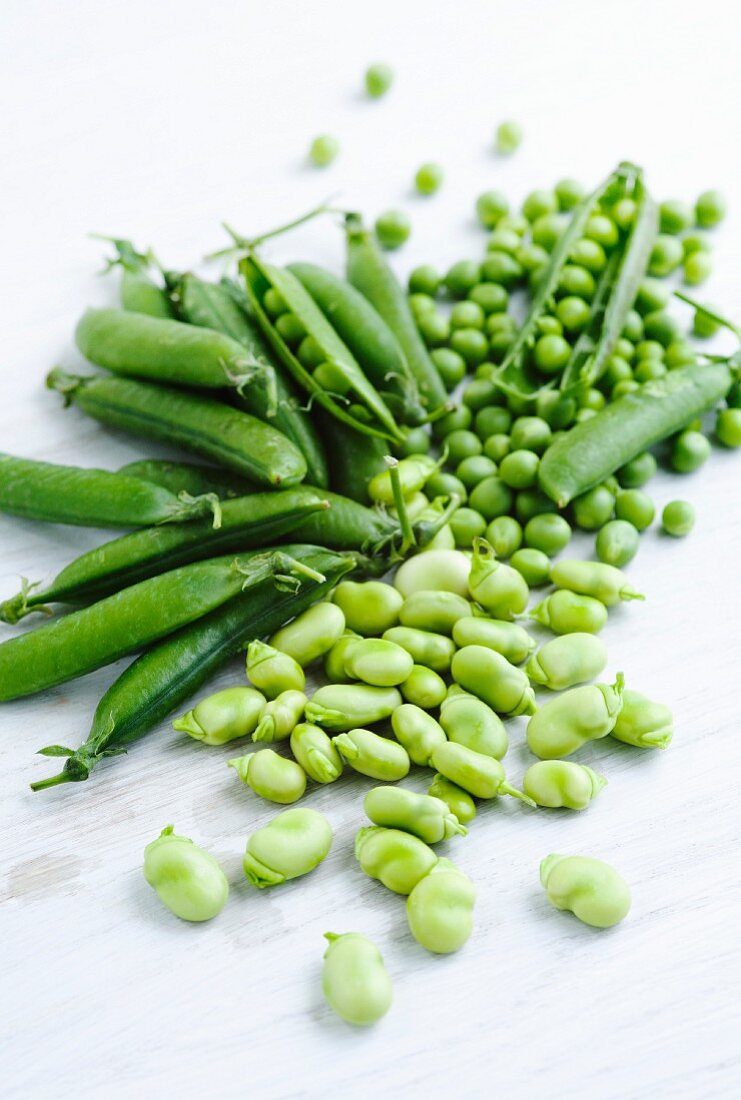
[242,808,332,888]
[406,857,476,954]
[526,633,608,690]
[522,761,607,809]
[526,674,625,759]
[540,853,631,928]
[611,689,673,749]
[173,686,267,745]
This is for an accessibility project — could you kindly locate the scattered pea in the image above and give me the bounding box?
[228,748,307,804]
[716,408,741,447]
[415,162,444,195]
[391,704,447,766]
[270,602,346,666]
[309,134,339,167]
[524,513,571,555]
[611,689,674,749]
[595,519,640,567]
[343,637,414,687]
[333,581,403,636]
[246,640,306,699]
[451,644,535,717]
[495,120,523,155]
[408,264,441,296]
[375,209,411,250]
[662,499,695,536]
[526,674,625,758]
[527,632,608,690]
[528,589,608,635]
[365,62,394,98]
[400,664,447,708]
[290,722,344,783]
[355,826,437,894]
[695,189,726,228]
[440,689,508,760]
[451,616,536,665]
[485,514,522,558]
[173,686,266,746]
[399,590,472,635]
[430,347,467,390]
[476,191,509,229]
[364,785,467,843]
[510,547,551,587]
[671,429,711,474]
[617,451,657,488]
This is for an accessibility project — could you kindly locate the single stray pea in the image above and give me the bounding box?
[355,825,437,894]
[476,190,509,229]
[615,489,655,531]
[671,430,711,473]
[540,854,631,928]
[406,858,476,954]
[375,209,411,250]
[550,559,644,606]
[662,499,695,537]
[365,62,394,98]
[322,932,393,1026]
[716,408,741,447]
[495,119,523,155]
[523,761,607,810]
[695,189,726,228]
[529,590,608,635]
[333,580,403,635]
[143,826,228,922]
[415,162,444,195]
[510,547,551,587]
[309,134,339,167]
[242,808,333,888]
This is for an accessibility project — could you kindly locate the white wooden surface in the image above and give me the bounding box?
[2,2,741,1096]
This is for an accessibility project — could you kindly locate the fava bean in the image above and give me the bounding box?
[406,858,476,954]
[528,590,609,634]
[430,742,533,803]
[364,786,467,843]
[333,580,403,635]
[242,808,332,887]
[523,761,607,809]
[322,932,393,1026]
[268,601,345,666]
[451,645,536,717]
[290,722,344,783]
[306,685,402,731]
[228,748,307,803]
[335,728,410,781]
[550,559,644,606]
[323,630,362,684]
[451,616,535,665]
[526,634,608,690]
[399,590,472,635]
[252,690,307,743]
[343,638,414,686]
[368,455,437,505]
[611,689,673,749]
[540,853,631,928]
[246,641,306,699]
[428,775,477,824]
[527,674,625,758]
[439,690,508,760]
[467,538,529,620]
[355,826,437,893]
[143,826,228,922]
[173,686,266,745]
[394,549,472,598]
[382,626,456,673]
[400,664,447,708]
[391,704,447,766]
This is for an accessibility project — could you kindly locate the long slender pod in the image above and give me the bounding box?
[119,458,258,499]
[95,237,175,318]
[317,412,389,503]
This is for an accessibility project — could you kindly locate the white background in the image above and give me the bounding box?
[1,1,740,1097]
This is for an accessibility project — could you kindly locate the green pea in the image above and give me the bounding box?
[540,854,631,928]
[467,475,513,520]
[263,287,286,317]
[430,347,467,390]
[433,405,473,440]
[428,774,477,824]
[555,296,591,333]
[290,721,343,783]
[572,485,615,530]
[375,209,411,249]
[333,581,403,636]
[394,548,471,598]
[275,311,306,345]
[612,196,636,230]
[445,429,483,466]
[468,538,529,620]
[535,390,577,430]
[417,310,450,346]
[648,234,684,277]
[369,454,438,505]
[659,199,693,235]
[450,327,489,366]
[425,470,468,502]
[634,358,666,383]
[297,334,326,368]
[455,458,496,491]
[143,826,228,922]
[643,310,681,346]
[526,633,608,690]
[242,808,332,888]
[173,686,266,746]
[468,282,509,315]
[246,641,305,700]
[451,616,535,665]
[252,689,307,744]
[383,626,455,673]
[355,826,437,894]
[617,451,657,488]
[343,638,414,687]
[306,685,403,732]
[527,674,625,759]
[695,189,726,227]
[523,761,607,810]
[445,259,482,297]
[683,251,712,285]
[407,858,476,954]
[509,416,552,453]
[486,228,521,254]
[531,213,568,251]
[415,162,444,195]
[554,178,585,211]
[558,264,596,299]
[440,689,508,759]
[517,243,550,274]
[462,377,499,410]
[515,488,558,523]
[622,308,644,342]
[604,354,634,387]
[228,748,307,803]
[484,515,521,558]
[409,292,437,318]
[309,134,339,167]
[480,251,523,288]
[399,590,472,635]
[400,664,447,708]
[585,213,619,250]
[407,264,440,297]
[614,489,655,531]
[475,406,511,439]
[365,61,394,97]
[431,741,532,802]
[364,785,467,843]
[322,932,393,1027]
[450,300,485,330]
[664,339,696,369]
[269,601,346,666]
[335,728,410,781]
[662,499,695,536]
[510,547,551,587]
[398,427,431,458]
[522,189,557,222]
[388,703,445,766]
[550,559,644,606]
[595,519,640,568]
[488,328,517,363]
[451,644,535,717]
[483,433,511,463]
[476,190,509,229]
[524,513,571,556]
[528,589,608,635]
[495,118,522,154]
[570,238,607,273]
[717,408,741,447]
[611,689,674,749]
[499,449,540,489]
[497,213,529,236]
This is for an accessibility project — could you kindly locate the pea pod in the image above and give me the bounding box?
[428,775,477,825]
[242,808,332,888]
[241,255,404,442]
[120,458,257,499]
[100,237,174,318]
[528,590,608,635]
[46,369,307,487]
[430,742,534,804]
[390,704,447,766]
[406,858,476,954]
[526,633,608,690]
[322,932,393,1027]
[451,616,536,665]
[540,853,631,928]
[550,559,644,606]
[289,722,344,783]
[269,601,346,666]
[173,686,266,745]
[451,645,536,717]
[305,685,403,731]
[344,214,447,409]
[526,674,625,759]
[320,413,388,503]
[611,689,673,749]
[439,691,508,760]
[144,826,228,922]
[252,690,307,743]
[355,825,437,894]
[334,728,410,781]
[523,761,607,809]
[31,547,353,790]
[364,786,467,843]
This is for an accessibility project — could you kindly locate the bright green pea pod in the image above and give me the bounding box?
[467,538,529,620]
[550,559,644,606]
[355,826,437,894]
[526,673,625,759]
[368,455,438,505]
[611,689,673,749]
[451,645,536,717]
[334,728,410,781]
[242,808,332,888]
[343,638,414,687]
[526,633,608,690]
[394,549,471,598]
[332,580,403,635]
[452,616,536,665]
[99,237,175,318]
[382,626,456,673]
[523,761,607,809]
[322,932,393,1027]
[428,775,477,825]
[173,686,266,746]
[143,826,228,922]
[289,722,344,783]
[406,858,476,954]
[439,692,508,760]
[399,590,472,636]
[364,785,466,843]
[390,704,446,767]
[252,690,307,743]
[528,589,608,634]
[430,742,534,804]
[228,748,307,803]
[246,640,306,699]
[268,601,346,666]
[305,685,403,731]
[540,853,631,928]
[400,664,447,708]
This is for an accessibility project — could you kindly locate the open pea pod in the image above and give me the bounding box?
[241,256,405,443]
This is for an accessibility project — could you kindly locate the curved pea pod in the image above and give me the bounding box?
[323,630,362,684]
[439,692,508,760]
[611,689,673,749]
[540,853,631,928]
[290,722,343,783]
[322,932,393,1027]
[406,858,476,954]
[246,640,306,699]
[143,826,228,922]
[305,685,403,732]
[550,559,644,606]
[526,633,608,690]
[394,549,472,599]
[382,626,456,673]
[400,664,447,708]
[268,601,345,666]
[343,638,414,687]
[528,589,608,635]
[355,826,437,894]
[173,686,266,746]
[390,704,447,767]
[399,590,472,636]
[364,786,467,843]
[252,690,307,744]
[526,674,625,759]
[452,616,536,665]
[333,580,403,635]
[428,775,477,825]
[242,808,332,888]
[467,539,529,620]
[430,742,534,804]
[523,761,607,810]
[334,728,410,781]
[228,748,307,803]
[451,645,536,717]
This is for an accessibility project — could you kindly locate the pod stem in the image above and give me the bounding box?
[0,577,51,625]
[30,770,75,792]
[500,782,537,808]
[171,492,223,530]
[386,457,416,551]
[674,291,741,341]
[46,366,83,403]
[213,199,342,258]
[413,492,462,549]
[223,358,279,416]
